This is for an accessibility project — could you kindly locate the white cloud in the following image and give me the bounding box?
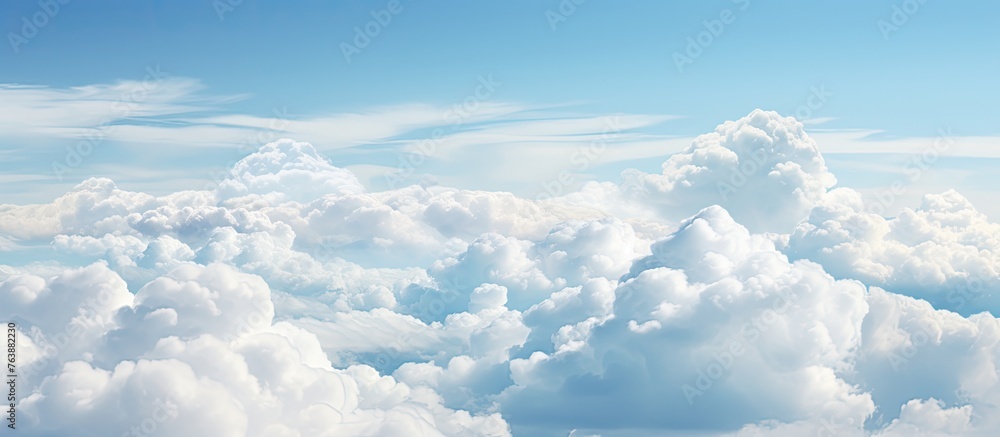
[6,263,511,436]
[4,110,1000,436]
[783,187,1000,315]
[874,399,974,437]
[611,109,838,233]
[810,128,1000,158]
[500,206,874,432]
[217,139,366,201]
[0,76,215,140]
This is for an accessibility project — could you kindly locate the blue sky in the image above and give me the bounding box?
[6,3,1000,436]
[1,0,998,213]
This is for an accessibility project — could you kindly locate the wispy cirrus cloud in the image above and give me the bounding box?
[0,76,686,201]
[3,77,999,214]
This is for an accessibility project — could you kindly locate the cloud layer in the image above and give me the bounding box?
[3,110,1000,436]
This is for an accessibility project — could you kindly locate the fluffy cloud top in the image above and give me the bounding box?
[218,139,366,202]
[783,188,1000,315]
[3,110,1000,436]
[501,206,874,432]
[5,263,510,437]
[618,109,837,233]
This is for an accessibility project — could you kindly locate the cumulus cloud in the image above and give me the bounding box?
[602,109,837,233]
[732,286,1000,437]
[5,263,510,436]
[493,207,1000,436]
[4,110,1000,436]
[500,206,874,432]
[217,139,366,202]
[783,187,1000,315]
